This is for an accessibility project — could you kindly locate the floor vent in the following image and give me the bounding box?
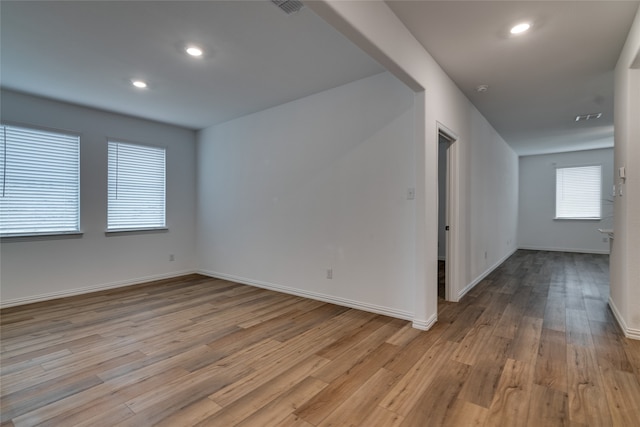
[270,0,304,15]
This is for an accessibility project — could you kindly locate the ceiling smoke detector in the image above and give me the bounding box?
[476,85,489,93]
[575,113,602,122]
[270,0,304,15]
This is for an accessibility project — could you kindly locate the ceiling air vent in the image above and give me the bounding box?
[270,0,304,15]
[575,113,602,122]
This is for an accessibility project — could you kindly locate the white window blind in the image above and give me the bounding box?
[108,141,165,231]
[555,165,601,219]
[0,124,80,236]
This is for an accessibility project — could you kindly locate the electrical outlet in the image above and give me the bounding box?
[169,254,175,261]
[326,268,333,279]
[407,187,416,200]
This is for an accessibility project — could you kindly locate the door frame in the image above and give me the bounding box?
[437,123,459,302]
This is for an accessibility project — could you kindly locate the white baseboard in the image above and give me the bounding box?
[517,245,609,255]
[198,269,414,322]
[0,270,197,309]
[412,312,437,331]
[609,297,640,340]
[457,247,518,300]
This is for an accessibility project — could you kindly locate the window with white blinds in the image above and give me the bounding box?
[555,165,602,219]
[108,141,166,231]
[0,124,80,236]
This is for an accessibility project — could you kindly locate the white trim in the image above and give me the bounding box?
[437,122,459,303]
[517,245,609,255]
[457,247,518,300]
[609,297,640,340]
[198,270,414,322]
[0,270,196,308]
[412,312,437,331]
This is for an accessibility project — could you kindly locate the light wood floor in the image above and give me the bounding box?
[2,250,640,426]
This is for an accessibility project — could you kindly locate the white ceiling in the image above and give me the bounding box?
[386,0,639,156]
[1,1,638,156]
[0,0,384,130]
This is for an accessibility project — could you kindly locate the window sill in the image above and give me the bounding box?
[553,217,601,221]
[105,227,168,236]
[0,231,83,241]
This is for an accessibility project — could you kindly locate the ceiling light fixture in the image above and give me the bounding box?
[476,84,489,93]
[131,80,147,89]
[510,22,531,35]
[185,46,203,57]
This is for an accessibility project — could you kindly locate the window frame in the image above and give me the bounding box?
[554,163,602,221]
[106,139,167,234]
[0,122,81,238]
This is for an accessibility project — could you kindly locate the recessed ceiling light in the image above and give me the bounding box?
[131,80,147,89]
[185,46,203,57]
[510,22,531,35]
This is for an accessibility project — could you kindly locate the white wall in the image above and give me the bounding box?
[197,72,417,318]
[518,148,614,254]
[307,1,519,327]
[0,90,197,306]
[611,6,640,339]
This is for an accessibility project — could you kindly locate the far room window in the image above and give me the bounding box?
[107,141,166,231]
[0,124,80,236]
[555,165,601,219]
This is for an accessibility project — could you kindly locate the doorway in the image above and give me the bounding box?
[437,128,457,301]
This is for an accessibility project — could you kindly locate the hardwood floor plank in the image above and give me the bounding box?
[294,342,400,425]
[316,314,388,360]
[543,291,566,332]
[208,339,332,408]
[199,356,329,426]
[152,398,222,427]
[383,320,447,374]
[124,361,253,414]
[379,339,458,416]
[235,377,327,427]
[565,309,593,347]
[358,405,405,427]
[452,321,496,366]
[441,399,488,427]
[458,335,512,408]
[534,328,568,393]
[277,413,316,427]
[10,367,188,427]
[566,344,613,426]
[317,368,400,427]
[526,384,569,427]
[508,316,543,365]
[1,373,103,423]
[311,321,402,383]
[600,367,640,426]
[400,361,470,426]
[483,358,533,427]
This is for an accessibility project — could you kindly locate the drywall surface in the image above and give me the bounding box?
[611,6,640,338]
[0,90,197,306]
[197,72,417,318]
[518,148,614,254]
